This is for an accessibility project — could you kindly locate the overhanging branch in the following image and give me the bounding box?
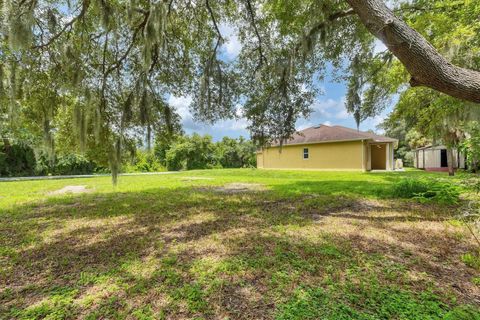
[245,0,266,72]
[345,0,480,103]
[32,0,91,49]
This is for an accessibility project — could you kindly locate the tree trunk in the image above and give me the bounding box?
[446,146,455,176]
[2,138,10,147]
[472,156,478,173]
[345,0,480,103]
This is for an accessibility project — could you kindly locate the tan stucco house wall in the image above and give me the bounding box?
[257,140,395,171]
[257,140,365,170]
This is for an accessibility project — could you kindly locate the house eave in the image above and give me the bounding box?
[265,138,396,149]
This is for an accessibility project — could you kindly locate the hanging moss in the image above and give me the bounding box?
[73,102,87,152]
[5,2,35,50]
[7,61,18,122]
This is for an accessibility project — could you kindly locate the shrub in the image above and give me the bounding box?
[54,154,96,175]
[160,134,256,171]
[0,142,36,176]
[392,178,460,205]
[165,134,218,171]
[165,144,187,171]
[392,178,429,198]
[124,150,164,173]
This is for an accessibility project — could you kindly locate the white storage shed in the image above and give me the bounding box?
[414,145,466,171]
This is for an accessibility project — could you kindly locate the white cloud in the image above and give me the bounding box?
[168,94,192,120]
[297,122,314,131]
[167,94,204,131]
[372,115,385,127]
[310,96,349,120]
[360,113,387,134]
[167,94,249,139]
[217,118,248,131]
[335,109,350,120]
[219,24,242,59]
[323,121,332,126]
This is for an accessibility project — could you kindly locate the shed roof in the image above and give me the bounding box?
[276,125,397,146]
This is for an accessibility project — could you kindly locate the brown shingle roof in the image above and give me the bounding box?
[277,125,397,146]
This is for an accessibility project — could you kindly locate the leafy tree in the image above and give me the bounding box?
[215,136,256,168]
[0,141,36,176]
[124,149,164,172]
[165,134,218,171]
[54,154,96,175]
[460,122,480,172]
[153,122,184,166]
[163,134,256,170]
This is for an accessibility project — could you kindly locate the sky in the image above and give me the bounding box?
[168,26,394,142]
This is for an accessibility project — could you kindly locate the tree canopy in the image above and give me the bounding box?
[1,0,479,180]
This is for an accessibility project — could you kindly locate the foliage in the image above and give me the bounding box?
[376,0,480,172]
[461,253,480,271]
[165,134,218,171]
[1,132,256,176]
[392,177,460,204]
[123,150,164,173]
[163,134,256,171]
[383,86,477,175]
[412,182,461,205]
[0,141,36,177]
[460,122,480,172]
[391,177,429,198]
[457,173,480,256]
[54,154,96,175]
[405,129,431,150]
[215,136,256,168]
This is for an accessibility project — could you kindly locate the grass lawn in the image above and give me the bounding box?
[1,169,479,319]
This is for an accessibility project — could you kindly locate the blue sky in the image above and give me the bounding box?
[169,25,394,141]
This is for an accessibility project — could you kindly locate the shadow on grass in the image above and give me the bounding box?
[0,180,477,319]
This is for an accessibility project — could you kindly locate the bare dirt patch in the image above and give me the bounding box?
[214,183,267,193]
[48,185,92,195]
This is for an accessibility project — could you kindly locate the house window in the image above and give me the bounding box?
[303,148,309,159]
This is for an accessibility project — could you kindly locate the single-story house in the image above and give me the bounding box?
[256,125,397,171]
[413,145,466,171]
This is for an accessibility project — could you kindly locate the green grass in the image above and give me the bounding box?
[0,169,479,319]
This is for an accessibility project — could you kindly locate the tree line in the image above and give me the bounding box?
[0,133,256,177]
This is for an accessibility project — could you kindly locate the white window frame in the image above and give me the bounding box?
[303,148,309,160]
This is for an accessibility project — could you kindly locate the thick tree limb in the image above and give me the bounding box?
[205,0,223,42]
[345,0,480,103]
[105,12,149,76]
